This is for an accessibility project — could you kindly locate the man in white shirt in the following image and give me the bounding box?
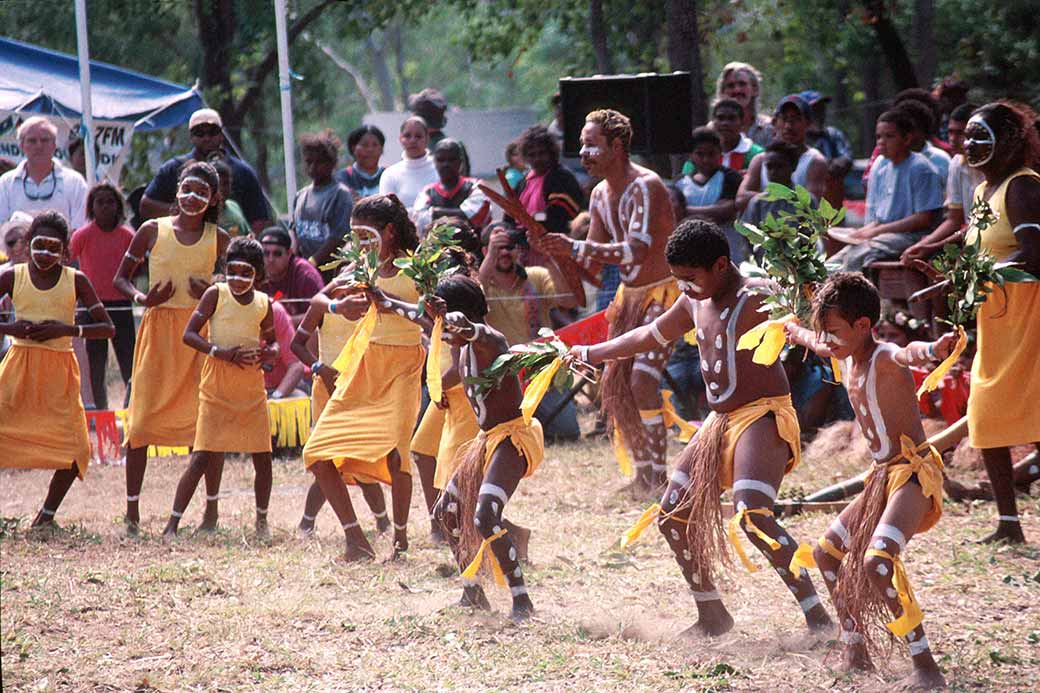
[0,117,88,227]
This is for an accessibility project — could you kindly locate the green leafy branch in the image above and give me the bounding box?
[320,232,380,287]
[464,329,574,396]
[930,199,1036,326]
[735,183,843,321]
[392,223,464,313]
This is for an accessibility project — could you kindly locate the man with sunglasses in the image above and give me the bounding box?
[139,108,270,231]
[257,227,323,325]
[0,117,88,227]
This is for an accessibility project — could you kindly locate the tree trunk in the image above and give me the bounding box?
[860,51,884,154]
[912,0,936,89]
[588,0,614,74]
[862,0,918,91]
[389,24,409,108]
[193,0,236,117]
[366,35,396,111]
[253,93,270,195]
[665,0,708,126]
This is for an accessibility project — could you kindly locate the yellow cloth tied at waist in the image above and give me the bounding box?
[520,357,562,426]
[737,313,798,366]
[607,277,681,322]
[480,416,545,477]
[789,541,818,574]
[727,507,781,573]
[426,315,444,404]
[462,527,508,587]
[611,391,698,476]
[331,302,378,388]
[916,325,967,396]
[620,503,662,549]
[865,548,923,637]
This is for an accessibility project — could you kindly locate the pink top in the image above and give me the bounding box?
[519,170,547,215]
[69,221,135,301]
[264,299,308,390]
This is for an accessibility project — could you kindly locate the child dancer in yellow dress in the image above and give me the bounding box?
[0,211,114,525]
[161,238,277,542]
[113,161,230,534]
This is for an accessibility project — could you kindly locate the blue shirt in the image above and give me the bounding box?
[865,152,943,226]
[145,152,270,225]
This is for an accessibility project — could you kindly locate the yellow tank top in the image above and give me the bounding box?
[149,216,218,309]
[208,283,269,349]
[371,270,421,346]
[965,167,1040,260]
[12,264,77,351]
[318,313,356,364]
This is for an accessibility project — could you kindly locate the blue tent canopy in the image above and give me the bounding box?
[0,37,203,131]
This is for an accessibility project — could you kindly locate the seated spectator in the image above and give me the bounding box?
[665,184,687,225]
[408,87,471,176]
[802,90,854,206]
[0,214,30,360]
[257,227,324,324]
[861,88,953,191]
[510,124,586,266]
[504,141,526,189]
[737,95,828,211]
[265,299,309,399]
[69,183,136,410]
[0,117,88,227]
[681,98,763,177]
[336,124,385,200]
[479,223,580,440]
[413,138,490,235]
[210,157,250,237]
[291,129,353,278]
[898,99,952,182]
[831,109,944,271]
[676,127,744,261]
[933,76,969,143]
[741,141,807,231]
[379,116,438,209]
[140,108,270,231]
[901,102,983,263]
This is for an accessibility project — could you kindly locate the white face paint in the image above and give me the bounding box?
[351,224,383,254]
[820,331,848,347]
[578,144,603,157]
[964,115,996,168]
[176,178,212,216]
[29,236,63,271]
[226,261,256,295]
[676,279,701,295]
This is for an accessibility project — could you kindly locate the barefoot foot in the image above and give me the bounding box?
[390,531,408,560]
[256,520,272,544]
[343,539,376,563]
[30,511,55,528]
[161,526,178,545]
[125,518,140,538]
[839,643,874,672]
[296,519,315,538]
[510,594,535,622]
[429,522,448,546]
[806,604,834,634]
[897,665,946,690]
[375,514,391,534]
[459,584,491,610]
[976,523,1026,544]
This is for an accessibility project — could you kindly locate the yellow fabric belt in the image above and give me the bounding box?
[462,527,508,586]
[612,391,697,476]
[727,507,781,573]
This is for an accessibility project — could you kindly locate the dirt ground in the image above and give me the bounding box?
[2,429,1038,692]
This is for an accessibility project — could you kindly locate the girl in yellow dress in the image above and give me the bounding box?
[161,238,277,542]
[302,193,423,561]
[289,276,390,537]
[0,211,114,526]
[113,161,230,535]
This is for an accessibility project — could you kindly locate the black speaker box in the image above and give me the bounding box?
[559,72,693,156]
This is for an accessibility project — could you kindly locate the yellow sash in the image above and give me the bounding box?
[916,325,967,396]
[865,548,923,637]
[520,357,562,426]
[426,315,444,403]
[331,303,378,388]
[727,507,781,573]
[737,313,798,366]
[461,527,508,587]
[612,391,698,475]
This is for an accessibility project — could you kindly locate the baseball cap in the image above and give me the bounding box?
[774,94,813,120]
[799,90,831,106]
[189,108,223,131]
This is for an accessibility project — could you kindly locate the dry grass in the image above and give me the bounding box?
[2,428,1038,692]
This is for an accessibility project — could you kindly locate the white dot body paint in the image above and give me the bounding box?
[381,300,392,308]
[493,525,502,534]
[887,587,898,599]
[720,307,730,321]
[714,360,722,374]
[682,549,691,560]
[508,547,517,561]
[697,328,705,340]
[1030,465,1039,475]
[447,502,457,514]
[394,308,405,317]
[669,490,679,505]
[670,528,680,541]
[736,500,747,511]
[874,539,886,550]
[709,381,720,391]
[491,501,499,513]
[407,310,417,320]
[474,517,481,527]
[701,360,709,372]
[859,404,869,417]
[691,573,701,584]
[824,570,837,582]
[514,567,522,577]
[876,563,889,576]
[715,334,723,349]
[778,536,790,546]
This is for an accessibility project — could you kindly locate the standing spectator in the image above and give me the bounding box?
[257,227,324,324]
[801,90,854,206]
[0,214,31,360]
[265,299,308,399]
[69,183,136,409]
[336,124,385,199]
[510,124,586,266]
[715,62,773,146]
[831,109,943,271]
[504,141,526,189]
[901,103,984,263]
[737,95,828,210]
[681,99,763,177]
[675,127,744,261]
[139,108,270,231]
[210,158,250,237]
[291,130,353,278]
[408,87,471,176]
[379,116,438,209]
[412,139,490,234]
[0,117,88,227]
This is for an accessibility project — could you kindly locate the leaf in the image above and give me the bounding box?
[995,267,1037,283]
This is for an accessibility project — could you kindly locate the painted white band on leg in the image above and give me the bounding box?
[652,463,668,472]
[373,511,387,518]
[445,480,459,497]
[206,494,220,501]
[462,577,478,586]
[341,521,359,530]
[302,514,316,522]
[171,511,183,518]
[999,515,1020,523]
[830,519,850,548]
[908,637,930,656]
[649,322,670,347]
[510,585,528,597]
[671,470,691,488]
[633,362,663,380]
[732,479,778,502]
[840,630,865,644]
[127,495,140,502]
[692,590,721,602]
[393,523,407,531]
[40,508,55,516]
[478,483,510,505]
[256,508,267,515]
[641,414,664,425]
[873,523,907,550]
[632,460,652,469]
[799,595,821,612]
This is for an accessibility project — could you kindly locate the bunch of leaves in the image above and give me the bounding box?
[319,233,380,287]
[735,183,843,321]
[392,223,464,313]
[931,199,1037,326]
[465,329,574,396]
